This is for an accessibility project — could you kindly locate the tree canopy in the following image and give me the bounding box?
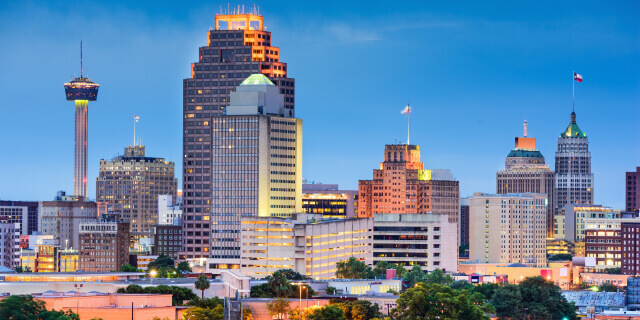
[391,283,491,320]
[148,254,175,270]
[548,254,573,261]
[116,284,196,306]
[195,275,211,299]
[336,257,374,279]
[0,295,79,320]
[308,304,346,320]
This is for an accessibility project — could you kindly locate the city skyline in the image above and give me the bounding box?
[0,1,638,209]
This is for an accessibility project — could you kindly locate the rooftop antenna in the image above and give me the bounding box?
[80,41,83,78]
[524,119,528,137]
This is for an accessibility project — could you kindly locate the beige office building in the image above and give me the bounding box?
[40,192,99,250]
[497,122,555,238]
[373,213,458,272]
[240,213,372,279]
[195,74,302,270]
[469,192,548,267]
[559,205,621,241]
[96,145,177,241]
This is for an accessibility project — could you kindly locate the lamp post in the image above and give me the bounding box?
[150,270,157,284]
[74,283,83,316]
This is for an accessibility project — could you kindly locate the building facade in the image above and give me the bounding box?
[181,73,302,270]
[561,205,621,242]
[627,167,640,213]
[40,193,98,250]
[182,12,296,261]
[302,183,358,219]
[496,123,555,237]
[0,222,19,269]
[459,198,470,247]
[0,201,40,236]
[153,225,183,259]
[621,222,640,275]
[240,214,372,279]
[358,144,460,224]
[19,245,78,272]
[555,112,594,216]
[468,192,548,267]
[96,145,177,241]
[78,222,130,272]
[373,213,458,272]
[158,195,183,226]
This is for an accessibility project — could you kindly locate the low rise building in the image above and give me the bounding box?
[622,222,640,275]
[240,213,372,279]
[372,213,457,272]
[559,205,621,241]
[302,183,358,219]
[19,245,78,272]
[0,200,40,236]
[158,194,182,226]
[0,222,19,268]
[40,191,99,250]
[153,225,182,259]
[78,222,130,272]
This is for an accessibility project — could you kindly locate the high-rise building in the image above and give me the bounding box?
[63,42,99,197]
[96,145,177,241]
[153,225,182,259]
[158,195,183,226]
[468,192,548,267]
[358,144,460,223]
[459,198,470,247]
[182,73,302,268]
[0,201,40,236]
[302,183,358,219]
[497,121,555,237]
[78,222,130,272]
[0,221,19,269]
[182,12,296,262]
[240,213,372,279]
[554,112,594,216]
[622,221,640,275]
[583,217,640,269]
[559,205,621,241]
[40,191,98,250]
[373,213,458,272]
[627,167,640,213]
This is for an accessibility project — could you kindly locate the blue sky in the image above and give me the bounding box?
[0,1,638,209]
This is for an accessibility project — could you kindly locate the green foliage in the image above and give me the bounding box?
[195,274,211,299]
[402,265,425,288]
[372,261,406,279]
[459,243,469,256]
[326,286,337,295]
[176,261,192,273]
[598,282,621,292]
[269,271,293,298]
[491,276,577,320]
[186,297,225,309]
[308,305,347,320]
[0,295,79,320]
[117,284,196,305]
[391,283,490,320]
[148,254,175,269]
[604,267,621,274]
[336,257,374,279]
[289,306,305,320]
[333,300,381,320]
[450,280,474,291]
[15,266,33,273]
[119,264,141,272]
[267,297,290,320]
[183,305,224,320]
[275,269,311,280]
[470,282,500,301]
[155,266,180,278]
[548,253,573,261]
[424,268,454,286]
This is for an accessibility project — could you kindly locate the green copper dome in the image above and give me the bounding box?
[240,74,274,86]
[561,112,586,137]
[506,149,544,158]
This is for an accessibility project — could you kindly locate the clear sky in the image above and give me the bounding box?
[0,1,638,209]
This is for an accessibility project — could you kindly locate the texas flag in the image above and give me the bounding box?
[574,72,583,82]
[401,105,411,115]
[134,115,140,122]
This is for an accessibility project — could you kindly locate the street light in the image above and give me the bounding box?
[74,283,83,316]
[292,282,306,317]
[150,270,157,283]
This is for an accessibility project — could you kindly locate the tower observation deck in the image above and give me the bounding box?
[64,41,99,197]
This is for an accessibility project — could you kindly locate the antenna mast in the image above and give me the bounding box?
[80,41,83,78]
[524,120,528,137]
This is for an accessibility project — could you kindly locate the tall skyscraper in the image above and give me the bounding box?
[626,167,639,213]
[96,145,177,241]
[468,192,548,267]
[0,201,40,236]
[182,12,295,261]
[554,112,594,216]
[358,144,460,223]
[64,42,99,197]
[182,74,302,268]
[497,121,555,237]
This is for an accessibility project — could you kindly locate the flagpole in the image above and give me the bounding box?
[407,110,410,145]
[133,116,136,146]
[572,71,575,113]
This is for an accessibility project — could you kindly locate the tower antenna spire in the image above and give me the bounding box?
[80,41,83,78]
[524,119,528,137]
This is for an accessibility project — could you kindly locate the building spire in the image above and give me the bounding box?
[524,119,528,137]
[80,41,83,78]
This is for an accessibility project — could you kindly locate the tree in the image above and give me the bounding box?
[391,283,490,320]
[492,277,577,320]
[289,306,305,320]
[326,286,337,295]
[177,261,192,274]
[269,271,293,298]
[308,305,346,320]
[598,282,620,292]
[334,300,381,320]
[548,253,573,261]
[119,264,140,272]
[424,268,453,286]
[267,297,291,320]
[450,280,474,291]
[15,266,32,273]
[336,257,373,279]
[470,282,500,302]
[148,254,175,270]
[183,305,224,320]
[402,265,425,288]
[276,269,310,280]
[459,244,469,256]
[195,274,211,299]
[116,284,196,305]
[604,267,621,274]
[0,295,79,320]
